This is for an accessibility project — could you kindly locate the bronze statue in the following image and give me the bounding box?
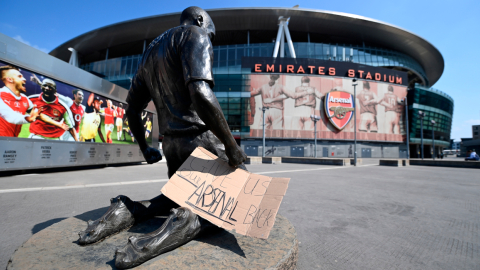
[78,6,247,269]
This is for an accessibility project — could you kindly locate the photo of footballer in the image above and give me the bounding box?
[28,79,78,141]
[250,74,311,130]
[144,117,152,139]
[0,66,42,137]
[115,103,125,141]
[357,81,378,133]
[102,99,116,143]
[379,85,404,134]
[80,93,105,143]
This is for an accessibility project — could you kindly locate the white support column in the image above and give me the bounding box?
[272,21,284,57]
[68,48,79,67]
[283,20,296,58]
[280,26,285,58]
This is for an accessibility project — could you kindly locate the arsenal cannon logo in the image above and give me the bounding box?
[324,90,355,130]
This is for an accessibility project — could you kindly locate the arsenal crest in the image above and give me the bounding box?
[324,90,355,130]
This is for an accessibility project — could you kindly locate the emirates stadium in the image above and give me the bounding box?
[49,7,453,159]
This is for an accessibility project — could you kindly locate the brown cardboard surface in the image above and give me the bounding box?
[160,147,290,239]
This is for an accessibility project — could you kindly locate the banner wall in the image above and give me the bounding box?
[248,74,407,142]
[0,60,154,145]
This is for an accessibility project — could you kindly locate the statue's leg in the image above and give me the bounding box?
[114,207,203,269]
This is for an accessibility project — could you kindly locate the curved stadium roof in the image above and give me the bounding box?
[50,7,444,86]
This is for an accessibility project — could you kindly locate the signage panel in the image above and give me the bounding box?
[242,57,408,86]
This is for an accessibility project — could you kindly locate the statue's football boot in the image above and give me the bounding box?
[78,195,136,245]
[114,207,201,269]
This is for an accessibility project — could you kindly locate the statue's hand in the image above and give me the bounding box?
[142,147,163,164]
[226,144,247,167]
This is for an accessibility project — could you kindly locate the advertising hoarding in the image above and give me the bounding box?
[248,74,407,142]
[0,60,154,145]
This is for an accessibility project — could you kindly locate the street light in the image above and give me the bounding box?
[260,107,269,157]
[404,96,410,159]
[310,115,321,158]
[352,78,358,166]
[431,120,436,160]
[418,110,425,160]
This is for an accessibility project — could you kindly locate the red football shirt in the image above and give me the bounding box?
[70,103,85,133]
[30,94,70,138]
[104,107,115,125]
[116,107,124,119]
[0,87,33,137]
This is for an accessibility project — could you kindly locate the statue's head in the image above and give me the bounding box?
[180,6,216,42]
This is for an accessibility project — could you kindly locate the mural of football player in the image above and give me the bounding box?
[380,85,403,134]
[357,81,378,133]
[144,117,152,139]
[0,65,42,137]
[291,76,323,130]
[30,74,80,141]
[28,79,78,140]
[80,93,105,143]
[68,89,85,139]
[250,74,310,129]
[115,103,125,141]
[102,99,116,143]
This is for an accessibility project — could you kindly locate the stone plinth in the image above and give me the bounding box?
[7,209,297,270]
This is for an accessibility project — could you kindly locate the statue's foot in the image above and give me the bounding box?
[114,207,201,269]
[78,195,135,245]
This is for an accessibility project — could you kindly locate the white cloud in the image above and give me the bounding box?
[464,119,480,125]
[13,35,49,53]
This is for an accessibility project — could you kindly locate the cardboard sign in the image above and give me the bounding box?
[160,147,290,239]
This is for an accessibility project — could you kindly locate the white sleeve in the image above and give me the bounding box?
[0,99,28,124]
[57,94,74,108]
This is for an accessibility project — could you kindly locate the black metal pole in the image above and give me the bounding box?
[262,107,266,157]
[432,126,435,160]
[314,120,317,158]
[421,119,424,160]
[353,83,357,166]
[405,97,410,159]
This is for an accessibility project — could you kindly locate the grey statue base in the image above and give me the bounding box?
[7,209,297,270]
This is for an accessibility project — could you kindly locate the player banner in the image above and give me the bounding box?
[0,60,154,144]
[248,74,408,142]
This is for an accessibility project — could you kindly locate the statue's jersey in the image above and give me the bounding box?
[81,112,101,140]
[357,90,377,115]
[0,86,33,137]
[128,25,214,136]
[382,92,402,113]
[29,93,74,138]
[294,86,316,107]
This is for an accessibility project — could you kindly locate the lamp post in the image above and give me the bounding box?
[352,78,358,166]
[431,120,436,160]
[261,107,269,157]
[310,115,321,158]
[404,96,410,159]
[419,110,425,160]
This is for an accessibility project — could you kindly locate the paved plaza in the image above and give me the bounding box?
[1,160,479,269]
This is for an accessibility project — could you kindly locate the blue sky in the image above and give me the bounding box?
[1,0,479,140]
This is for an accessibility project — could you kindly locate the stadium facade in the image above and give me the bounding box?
[49,7,453,158]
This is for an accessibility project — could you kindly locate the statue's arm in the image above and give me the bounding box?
[188,80,246,166]
[126,71,161,164]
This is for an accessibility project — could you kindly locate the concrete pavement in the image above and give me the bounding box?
[1,161,479,269]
